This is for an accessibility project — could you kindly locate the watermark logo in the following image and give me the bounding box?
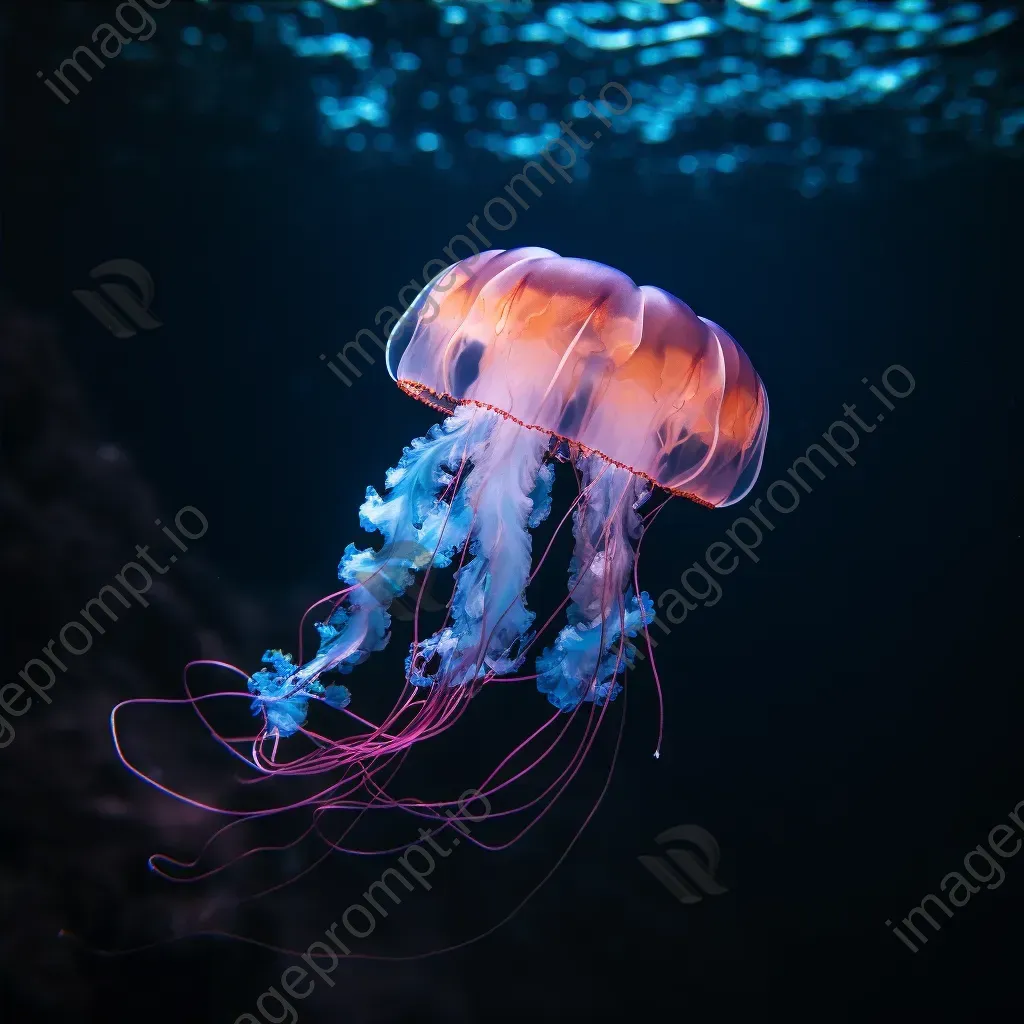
[638,824,729,904]
[73,259,162,338]
[351,539,448,623]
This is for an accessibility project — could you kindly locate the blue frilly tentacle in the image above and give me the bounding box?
[536,592,654,712]
[406,411,552,689]
[248,406,484,737]
[248,649,352,736]
[536,455,650,712]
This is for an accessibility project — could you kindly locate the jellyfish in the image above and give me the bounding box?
[111,247,767,893]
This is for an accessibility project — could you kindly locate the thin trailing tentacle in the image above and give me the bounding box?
[249,406,487,736]
[536,454,654,712]
[407,409,554,689]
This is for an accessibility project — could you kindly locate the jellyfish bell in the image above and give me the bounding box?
[110,247,768,921]
[388,247,768,508]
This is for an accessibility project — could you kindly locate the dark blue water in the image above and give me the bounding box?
[4,3,1022,1022]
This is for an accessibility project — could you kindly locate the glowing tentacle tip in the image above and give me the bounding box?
[323,684,352,709]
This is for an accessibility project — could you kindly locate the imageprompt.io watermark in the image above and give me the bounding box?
[318,80,635,389]
[235,788,491,1024]
[36,0,170,105]
[639,824,729,905]
[634,363,917,658]
[885,795,1024,953]
[0,505,207,749]
[73,259,162,338]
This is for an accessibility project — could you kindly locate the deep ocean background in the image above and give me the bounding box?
[3,3,1022,1022]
